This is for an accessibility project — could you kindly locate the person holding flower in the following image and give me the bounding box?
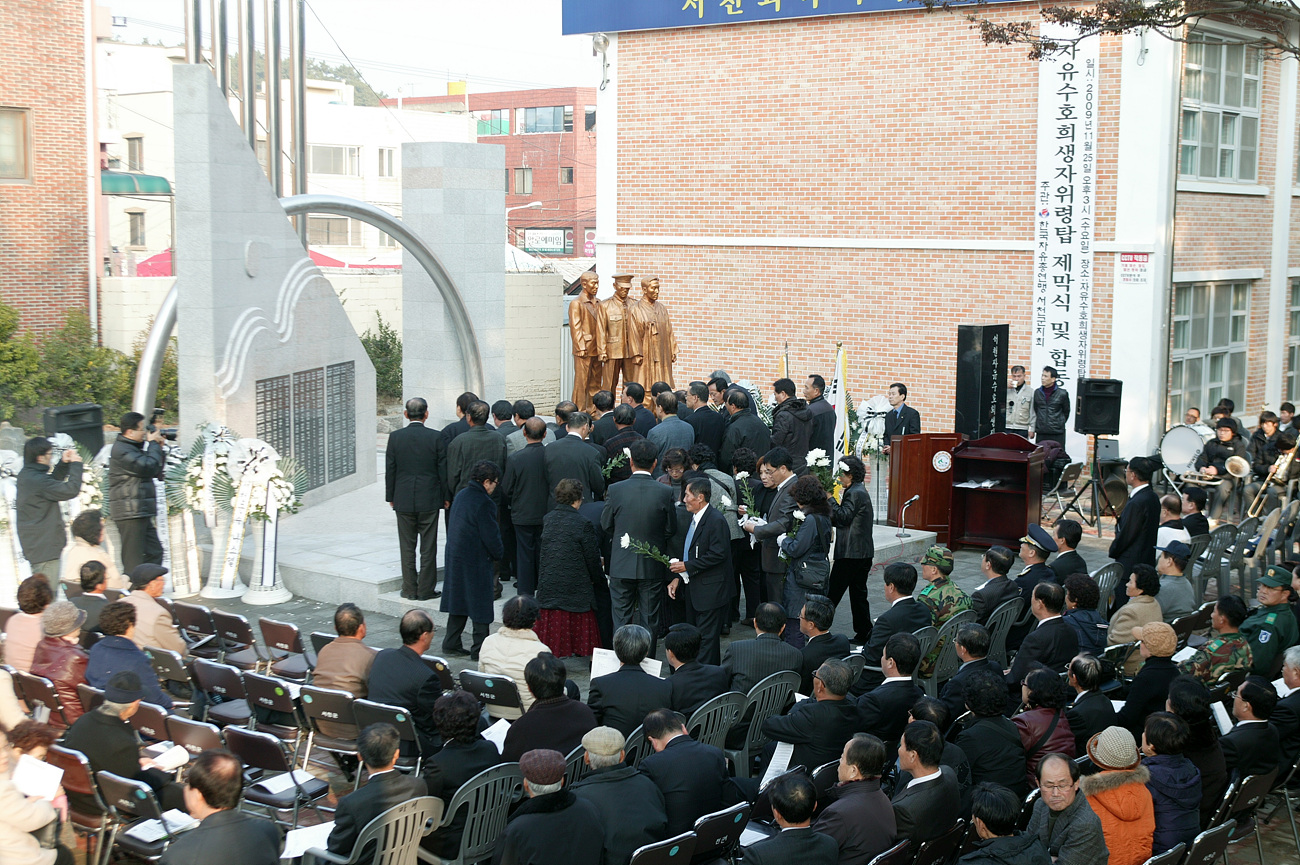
[830,455,875,644]
[778,476,834,648]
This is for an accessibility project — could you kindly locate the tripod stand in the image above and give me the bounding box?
[1061,434,1120,537]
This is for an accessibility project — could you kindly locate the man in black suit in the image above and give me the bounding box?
[640,708,732,835]
[665,623,730,717]
[445,400,507,504]
[1108,456,1161,573]
[1274,647,1300,776]
[326,723,427,859]
[1006,582,1079,702]
[939,623,1001,719]
[1222,676,1282,781]
[503,417,550,596]
[491,400,516,436]
[439,391,476,443]
[684,381,726,457]
[385,397,448,600]
[747,447,799,606]
[1050,519,1088,582]
[721,602,803,694]
[798,594,850,695]
[367,611,443,755]
[762,658,861,771]
[602,440,677,654]
[741,773,839,865]
[543,411,606,507]
[891,720,961,844]
[1064,654,1117,756]
[718,389,771,473]
[803,374,836,457]
[71,561,111,646]
[159,750,283,865]
[622,382,657,437]
[588,624,672,736]
[854,562,931,693]
[590,390,617,446]
[882,382,921,456]
[548,400,576,440]
[857,633,924,755]
[602,404,645,484]
[970,546,1021,624]
[667,477,733,664]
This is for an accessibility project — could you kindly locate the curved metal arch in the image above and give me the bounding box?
[133,193,485,414]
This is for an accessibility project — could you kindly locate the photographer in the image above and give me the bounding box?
[16,436,82,590]
[108,412,166,572]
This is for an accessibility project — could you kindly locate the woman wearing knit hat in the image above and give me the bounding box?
[1079,726,1155,865]
[28,600,88,727]
[1115,623,1180,735]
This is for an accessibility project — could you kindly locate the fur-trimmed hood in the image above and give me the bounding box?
[1081,765,1153,822]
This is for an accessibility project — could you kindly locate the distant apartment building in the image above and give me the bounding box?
[383,86,597,257]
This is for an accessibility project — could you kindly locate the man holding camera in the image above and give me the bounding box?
[109,411,167,571]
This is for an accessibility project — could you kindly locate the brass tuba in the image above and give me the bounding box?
[1225,455,1252,479]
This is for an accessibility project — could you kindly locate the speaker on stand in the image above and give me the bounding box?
[1063,379,1124,534]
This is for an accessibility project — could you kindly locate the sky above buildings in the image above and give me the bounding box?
[107,0,600,95]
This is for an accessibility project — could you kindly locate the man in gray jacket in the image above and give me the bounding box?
[1024,754,1108,865]
[16,436,82,587]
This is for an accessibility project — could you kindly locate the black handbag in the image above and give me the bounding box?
[792,517,831,592]
[31,817,59,849]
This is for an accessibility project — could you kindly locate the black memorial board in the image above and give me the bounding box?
[955,323,1009,439]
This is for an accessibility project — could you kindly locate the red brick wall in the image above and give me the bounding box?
[0,0,89,333]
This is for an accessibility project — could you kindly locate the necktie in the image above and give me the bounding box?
[684,517,697,562]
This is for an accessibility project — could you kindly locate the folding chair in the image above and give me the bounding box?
[77,681,105,714]
[1210,770,1277,864]
[143,646,197,711]
[97,769,174,863]
[210,609,266,671]
[985,598,1023,669]
[751,766,808,823]
[1091,563,1125,617]
[920,610,977,697]
[841,653,865,681]
[691,802,750,863]
[725,669,800,779]
[1239,508,1281,596]
[1225,516,1259,595]
[165,715,223,757]
[628,830,696,865]
[1199,524,1238,599]
[1279,750,1300,853]
[686,691,746,751]
[418,762,523,865]
[352,698,424,774]
[459,669,523,711]
[310,631,335,655]
[171,600,222,659]
[1140,843,1185,865]
[1044,462,1084,519]
[243,669,305,743]
[1098,642,1139,692]
[0,607,16,632]
[564,744,590,787]
[866,840,913,865]
[190,658,252,727]
[624,724,655,768]
[47,744,111,865]
[299,684,361,785]
[129,701,171,743]
[811,759,839,800]
[226,726,330,829]
[422,654,458,692]
[1184,532,1211,596]
[306,796,442,865]
[259,617,314,680]
[911,626,939,665]
[912,818,966,865]
[1177,821,1233,865]
[1017,789,1041,831]
[14,670,70,727]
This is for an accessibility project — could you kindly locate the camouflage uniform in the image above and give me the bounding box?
[1177,631,1252,683]
[1241,602,1300,676]
[918,577,972,676]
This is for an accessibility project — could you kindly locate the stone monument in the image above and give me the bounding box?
[172,65,376,507]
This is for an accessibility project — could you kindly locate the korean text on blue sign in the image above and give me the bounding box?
[562,0,987,35]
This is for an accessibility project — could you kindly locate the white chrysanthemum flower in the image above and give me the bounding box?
[806,448,827,463]
[734,471,749,480]
[623,447,631,459]
[721,496,732,508]
[792,510,806,522]
[837,462,851,475]
[620,533,631,549]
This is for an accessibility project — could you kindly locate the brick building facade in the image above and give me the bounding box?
[573,1,1299,457]
[0,0,92,334]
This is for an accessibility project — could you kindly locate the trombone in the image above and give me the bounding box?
[1247,449,1296,518]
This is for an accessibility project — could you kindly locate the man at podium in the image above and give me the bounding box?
[882,383,921,455]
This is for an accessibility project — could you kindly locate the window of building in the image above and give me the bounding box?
[1288,279,1300,402]
[1169,281,1250,421]
[307,144,360,176]
[378,230,397,249]
[1180,34,1261,182]
[515,167,532,195]
[125,135,144,172]
[0,108,31,183]
[560,166,574,184]
[378,147,394,177]
[127,210,146,247]
[256,139,270,173]
[476,109,510,136]
[505,169,511,193]
[306,216,359,246]
[517,106,573,134]
[585,106,597,132]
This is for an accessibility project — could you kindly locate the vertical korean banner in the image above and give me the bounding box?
[1033,23,1098,460]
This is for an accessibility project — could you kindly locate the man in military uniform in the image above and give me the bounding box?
[917,545,971,675]
[599,274,645,397]
[1179,595,1252,683]
[1241,565,1300,676]
[1010,524,1058,649]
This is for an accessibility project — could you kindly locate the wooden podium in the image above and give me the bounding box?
[949,433,1044,550]
[888,433,964,545]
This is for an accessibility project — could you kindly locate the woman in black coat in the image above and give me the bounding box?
[1167,674,1229,828]
[535,478,604,657]
[439,461,504,658]
[778,475,833,648]
[830,454,875,644]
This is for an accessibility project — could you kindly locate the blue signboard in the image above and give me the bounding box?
[562,0,913,35]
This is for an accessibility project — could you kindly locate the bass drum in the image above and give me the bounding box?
[1158,424,1214,475]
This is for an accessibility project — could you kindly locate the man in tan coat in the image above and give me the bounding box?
[313,603,377,737]
[122,563,187,655]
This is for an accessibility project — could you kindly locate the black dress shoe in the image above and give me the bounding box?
[400,592,417,600]
[721,623,732,636]
[417,590,442,600]
[442,646,470,657]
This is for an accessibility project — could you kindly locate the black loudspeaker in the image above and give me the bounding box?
[43,403,104,454]
[954,324,1009,439]
[1074,378,1123,436]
